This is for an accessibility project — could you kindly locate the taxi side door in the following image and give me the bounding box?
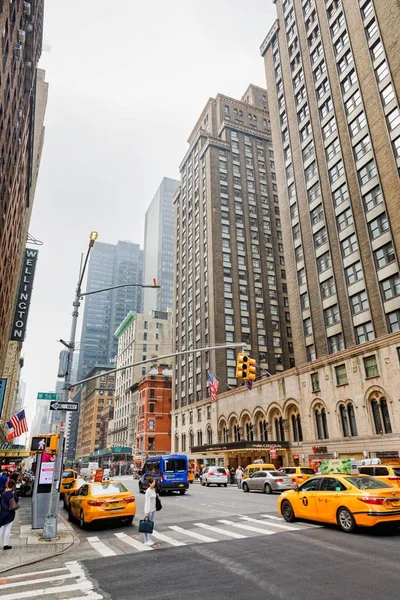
[316,477,348,524]
[70,484,89,519]
[294,477,322,519]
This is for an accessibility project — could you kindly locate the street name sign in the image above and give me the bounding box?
[37,393,61,401]
[49,401,79,412]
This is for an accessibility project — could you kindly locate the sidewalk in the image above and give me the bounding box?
[0,497,79,573]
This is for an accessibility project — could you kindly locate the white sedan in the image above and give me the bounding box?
[200,467,228,487]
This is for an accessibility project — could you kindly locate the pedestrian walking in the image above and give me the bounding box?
[143,477,157,547]
[0,479,20,550]
[235,466,243,489]
[0,471,7,496]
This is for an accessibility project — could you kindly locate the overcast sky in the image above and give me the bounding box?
[22,0,277,425]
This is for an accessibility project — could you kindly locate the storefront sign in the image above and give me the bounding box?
[270,446,277,460]
[376,451,399,459]
[10,248,39,341]
[312,446,328,454]
[94,469,104,482]
[191,440,290,453]
[0,379,7,418]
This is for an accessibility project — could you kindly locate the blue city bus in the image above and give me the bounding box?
[138,454,189,494]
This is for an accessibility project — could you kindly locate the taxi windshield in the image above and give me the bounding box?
[346,476,392,490]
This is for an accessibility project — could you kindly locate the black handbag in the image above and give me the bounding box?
[138,518,154,534]
[156,495,162,512]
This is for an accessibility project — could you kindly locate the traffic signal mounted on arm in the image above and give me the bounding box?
[236,353,249,379]
[247,358,257,380]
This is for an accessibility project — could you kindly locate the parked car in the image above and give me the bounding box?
[279,466,316,485]
[242,463,276,480]
[200,467,228,487]
[358,465,400,487]
[63,478,85,509]
[242,470,297,494]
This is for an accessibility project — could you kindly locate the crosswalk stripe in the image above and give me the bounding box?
[0,573,76,590]
[169,525,216,543]
[87,535,117,557]
[152,530,186,546]
[194,522,247,539]
[260,514,322,528]
[240,515,300,531]
[114,532,153,551]
[217,519,275,535]
[1,581,94,600]
[0,567,69,582]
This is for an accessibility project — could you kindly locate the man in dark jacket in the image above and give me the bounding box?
[0,479,19,550]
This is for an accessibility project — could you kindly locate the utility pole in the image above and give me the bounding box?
[43,232,98,540]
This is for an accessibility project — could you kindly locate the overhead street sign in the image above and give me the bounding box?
[37,393,61,401]
[49,401,79,412]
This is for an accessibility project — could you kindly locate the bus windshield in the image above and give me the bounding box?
[164,458,187,472]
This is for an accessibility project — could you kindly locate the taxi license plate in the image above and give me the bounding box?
[104,501,123,509]
[391,500,399,506]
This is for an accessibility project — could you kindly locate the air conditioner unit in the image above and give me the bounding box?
[18,30,26,43]
[23,1,31,15]
[13,43,22,59]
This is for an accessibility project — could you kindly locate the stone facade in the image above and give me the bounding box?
[173,331,400,468]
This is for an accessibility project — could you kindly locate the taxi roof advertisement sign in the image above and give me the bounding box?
[320,458,358,475]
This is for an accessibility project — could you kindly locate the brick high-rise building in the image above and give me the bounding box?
[0,1,45,375]
[261,0,400,365]
[173,85,294,417]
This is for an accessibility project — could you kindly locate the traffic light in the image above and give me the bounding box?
[236,353,249,379]
[50,434,59,452]
[247,358,257,380]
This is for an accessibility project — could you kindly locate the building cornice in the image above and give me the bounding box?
[260,19,280,57]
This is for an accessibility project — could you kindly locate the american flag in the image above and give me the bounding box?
[207,370,219,402]
[7,409,28,440]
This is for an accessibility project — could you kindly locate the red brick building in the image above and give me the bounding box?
[0,0,44,374]
[136,365,172,457]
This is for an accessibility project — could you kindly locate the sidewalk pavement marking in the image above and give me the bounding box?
[0,580,94,600]
[114,532,153,551]
[260,515,322,528]
[169,525,216,543]
[87,535,117,557]
[151,530,186,546]
[0,567,69,583]
[194,522,246,539]
[0,573,76,590]
[217,519,275,535]
[239,515,300,531]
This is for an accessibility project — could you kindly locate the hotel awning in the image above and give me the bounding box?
[190,440,290,454]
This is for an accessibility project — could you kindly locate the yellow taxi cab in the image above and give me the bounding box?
[68,480,136,528]
[279,466,316,485]
[278,473,400,533]
[243,463,275,480]
[358,464,400,487]
[62,478,85,509]
[60,469,78,498]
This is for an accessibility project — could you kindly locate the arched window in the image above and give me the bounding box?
[197,430,203,446]
[274,417,285,441]
[259,420,268,441]
[371,397,392,434]
[246,423,254,441]
[291,414,303,442]
[340,403,358,437]
[234,424,241,441]
[189,431,194,450]
[207,427,213,445]
[315,407,329,439]
[181,433,186,452]
[223,427,229,442]
[174,434,179,453]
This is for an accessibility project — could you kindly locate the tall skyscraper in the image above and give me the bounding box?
[261,0,400,366]
[173,85,294,411]
[0,0,46,376]
[143,177,180,314]
[77,241,143,380]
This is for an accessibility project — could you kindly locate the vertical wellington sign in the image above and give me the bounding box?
[10,248,39,341]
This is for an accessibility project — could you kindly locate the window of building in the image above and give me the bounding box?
[301,291,309,310]
[311,203,324,225]
[342,69,357,94]
[340,402,357,437]
[326,137,340,161]
[295,245,304,263]
[381,83,395,107]
[305,161,318,181]
[307,344,316,361]
[335,364,348,386]
[338,49,353,74]
[315,407,329,439]
[325,304,340,326]
[317,251,331,273]
[387,107,400,132]
[328,333,344,354]
[304,317,313,336]
[314,227,328,248]
[350,112,367,137]
[148,419,155,431]
[350,290,369,314]
[308,183,321,204]
[322,117,337,140]
[376,60,389,84]
[345,90,362,116]
[381,274,400,300]
[341,233,358,257]
[355,321,375,344]
[375,242,396,269]
[197,408,202,422]
[354,135,372,161]
[364,355,378,378]
[359,160,377,186]
[363,185,382,212]
[298,268,306,286]
[333,183,349,207]
[388,310,400,332]
[311,372,320,392]
[337,207,353,231]
[371,396,392,434]
[369,213,389,240]
[320,276,335,298]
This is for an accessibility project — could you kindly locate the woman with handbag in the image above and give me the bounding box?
[0,479,20,550]
[143,477,157,547]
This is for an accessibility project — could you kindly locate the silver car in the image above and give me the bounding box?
[242,470,297,494]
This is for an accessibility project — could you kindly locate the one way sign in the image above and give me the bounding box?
[49,401,79,412]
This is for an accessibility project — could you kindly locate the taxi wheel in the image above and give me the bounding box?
[337,507,356,533]
[124,516,134,525]
[79,510,87,530]
[281,500,295,523]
